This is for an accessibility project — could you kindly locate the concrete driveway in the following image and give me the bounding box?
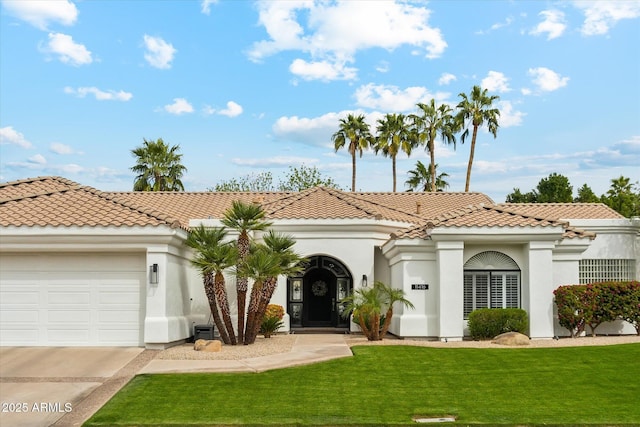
[0,347,154,427]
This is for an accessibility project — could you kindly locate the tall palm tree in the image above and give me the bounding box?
[410,100,457,192]
[374,113,414,192]
[332,114,373,192]
[456,86,500,192]
[185,225,238,345]
[131,138,187,191]
[405,161,450,192]
[221,200,272,344]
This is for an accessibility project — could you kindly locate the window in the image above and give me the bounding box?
[464,271,520,318]
[578,259,636,284]
[463,251,521,319]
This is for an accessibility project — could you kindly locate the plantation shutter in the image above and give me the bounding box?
[475,273,489,310]
[505,273,519,308]
[464,274,473,318]
[490,274,503,308]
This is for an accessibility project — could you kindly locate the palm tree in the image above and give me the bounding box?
[456,86,500,192]
[131,138,187,191]
[332,114,373,192]
[221,200,272,344]
[405,161,450,192]
[185,225,238,345]
[410,100,457,192]
[374,113,414,192]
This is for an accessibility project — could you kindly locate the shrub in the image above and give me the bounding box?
[260,304,285,338]
[554,285,587,337]
[264,304,284,320]
[468,308,529,340]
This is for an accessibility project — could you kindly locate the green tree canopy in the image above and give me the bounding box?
[535,173,573,203]
[211,166,340,192]
[574,184,600,203]
[374,113,414,192]
[332,114,373,192]
[601,176,640,218]
[211,172,274,192]
[131,138,187,191]
[405,161,450,192]
[505,188,536,203]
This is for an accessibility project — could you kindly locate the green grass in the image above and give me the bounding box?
[85,343,640,426]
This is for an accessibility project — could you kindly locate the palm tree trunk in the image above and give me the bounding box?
[236,232,250,344]
[379,308,394,339]
[429,139,436,192]
[214,272,236,345]
[247,277,278,344]
[392,155,397,192]
[372,312,381,341]
[244,280,263,345]
[351,149,356,192]
[465,125,479,192]
[204,272,231,344]
[358,311,372,340]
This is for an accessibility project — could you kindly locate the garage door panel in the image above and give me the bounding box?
[0,252,145,346]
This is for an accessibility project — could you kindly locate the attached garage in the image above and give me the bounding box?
[0,252,146,346]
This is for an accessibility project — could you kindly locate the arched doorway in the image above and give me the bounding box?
[463,251,521,319]
[287,255,353,329]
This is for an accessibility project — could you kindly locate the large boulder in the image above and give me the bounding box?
[194,339,222,352]
[492,331,530,346]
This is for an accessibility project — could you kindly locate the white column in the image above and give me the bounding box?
[436,241,464,340]
[527,241,556,338]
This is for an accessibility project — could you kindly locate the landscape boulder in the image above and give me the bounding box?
[194,339,222,352]
[492,331,530,346]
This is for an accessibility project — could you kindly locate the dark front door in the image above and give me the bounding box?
[303,268,335,327]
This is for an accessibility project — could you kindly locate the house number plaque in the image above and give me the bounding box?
[411,284,429,290]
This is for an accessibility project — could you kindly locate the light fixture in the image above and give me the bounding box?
[150,263,159,285]
[362,274,368,287]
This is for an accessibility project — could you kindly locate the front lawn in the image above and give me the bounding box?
[85,343,640,426]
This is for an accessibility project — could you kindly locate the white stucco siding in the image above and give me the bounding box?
[0,252,145,346]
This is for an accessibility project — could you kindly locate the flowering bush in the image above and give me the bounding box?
[264,304,284,320]
[554,281,640,337]
[260,304,285,338]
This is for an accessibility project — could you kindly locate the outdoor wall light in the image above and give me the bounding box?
[362,274,368,287]
[150,263,159,285]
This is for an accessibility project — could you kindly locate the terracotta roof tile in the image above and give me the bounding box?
[498,203,623,220]
[0,177,183,229]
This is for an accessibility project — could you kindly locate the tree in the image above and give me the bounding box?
[185,225,238,345]
[131,138,187,191]
[574,184,600,203]
[505,188,536,203]
[410,100,458,192]
[342,281,414,341]
[221,201,272,344]
[374,113,414,192]
[241,231,303,344]
[277,165,341,191]
[601,176,640,218]
[535,173,573,202]
[405,161,449,192]
[211,172,274,192]
[332,114,373,192]
[456,86,500,192]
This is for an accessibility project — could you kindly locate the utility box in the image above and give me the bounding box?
[194,324,215,340]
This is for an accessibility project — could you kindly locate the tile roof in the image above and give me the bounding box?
[0,176,183,229]
[392,205,595,240]
[0,176,619,239]
[498,203,623,220]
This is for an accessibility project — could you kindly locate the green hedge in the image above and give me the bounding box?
[554,281,640,337]
[467,308,529,340]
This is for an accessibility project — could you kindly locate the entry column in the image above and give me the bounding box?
[436,241,464,340]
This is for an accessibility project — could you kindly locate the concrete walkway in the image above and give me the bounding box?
[140,333,353,374]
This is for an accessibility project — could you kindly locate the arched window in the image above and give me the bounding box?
[463,251,521,318]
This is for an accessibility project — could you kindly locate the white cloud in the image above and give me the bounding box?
[289,58,357,81]
[530,9,566,40]
[200,0,218,15]
[64,86,132,101]
[143,35,176,69]
[521,88,532,96]
[438,73,456,86]
[43,32,92,66]
[273,111,351,147]
[248,1,447,81]
[232,156,318,167]
[573,1,640,36]
[476,16,513,35]
[481,71,510,93]
[163,98,194,115]
[496,101,525,127]
[218,101,243,117]
[354,83,449,112]
[375,61,390,73]
[0,126,33,148]
[28,154,47,165]
[2,0,77,30]
[528,67,569,92]
[50,142,74,154]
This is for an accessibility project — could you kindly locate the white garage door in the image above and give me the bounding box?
[0,252,145,346]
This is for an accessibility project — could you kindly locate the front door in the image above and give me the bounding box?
[303,268,336,327]
[287,255,352,329]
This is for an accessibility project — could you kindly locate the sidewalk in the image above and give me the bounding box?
[139,333,353,374]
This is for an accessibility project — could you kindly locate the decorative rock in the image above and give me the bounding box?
[492,331,530,346]
[194,339,222,352]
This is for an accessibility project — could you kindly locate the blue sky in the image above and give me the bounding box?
[1,0,639,202]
